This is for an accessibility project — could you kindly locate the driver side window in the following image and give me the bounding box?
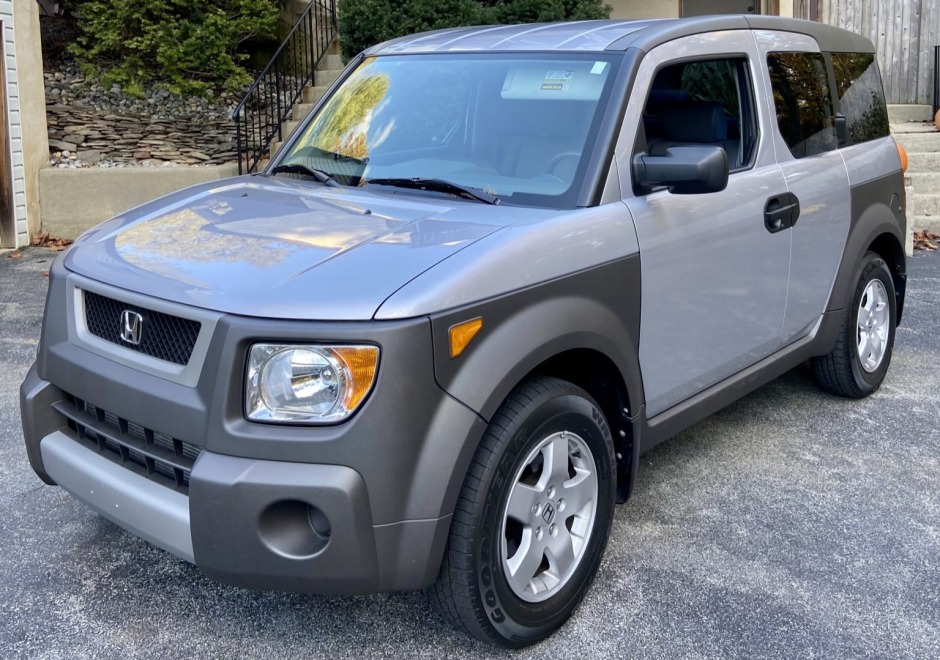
[639,57,757,180]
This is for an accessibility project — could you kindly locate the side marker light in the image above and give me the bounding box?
[449,317,483,359]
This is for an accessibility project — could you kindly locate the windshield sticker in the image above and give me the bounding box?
[590,61,607,75]
[541,70,574,91]
[542,71,574,92]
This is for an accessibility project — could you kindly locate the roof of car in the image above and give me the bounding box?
[367,16,874,56]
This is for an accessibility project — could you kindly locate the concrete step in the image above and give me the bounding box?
[314,68,343,87]
[890,121,937,134]
[281,119,302,137]
[292,102,317,121]
[912,193,940,216]
[892,132,940,152]
[320,53,344,71]
[270,139,283,156]
[906,151,940,171]
[303,85,331,104]
[912,215,940,232]
[908,172,940,192]
[888,104,934,123]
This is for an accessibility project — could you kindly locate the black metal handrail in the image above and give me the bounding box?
[233,0,338,174]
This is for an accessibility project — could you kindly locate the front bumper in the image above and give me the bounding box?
[23,366,454,594]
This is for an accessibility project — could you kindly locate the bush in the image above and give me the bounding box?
[68,0,281,96]
[338,0,611,61]
[338,0,484,63]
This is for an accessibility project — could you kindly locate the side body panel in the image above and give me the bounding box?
[617,31,792,417]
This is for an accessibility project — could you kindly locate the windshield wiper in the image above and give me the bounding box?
[305,146,369,165]
[366,177,500,205]
[269,163,337,186]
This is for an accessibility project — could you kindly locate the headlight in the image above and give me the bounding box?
[246,344,379,424]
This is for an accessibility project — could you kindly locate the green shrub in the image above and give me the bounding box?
[338,0,611,61]
[68,0,281,96]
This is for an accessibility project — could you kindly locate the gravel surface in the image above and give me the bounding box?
[1,247,938,659]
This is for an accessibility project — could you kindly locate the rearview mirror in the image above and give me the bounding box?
[632,146,729,195]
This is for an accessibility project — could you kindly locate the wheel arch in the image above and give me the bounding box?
[867,231,906,323]
[820,203,905,355]
[429,258,645,508]
[525,348,638,503]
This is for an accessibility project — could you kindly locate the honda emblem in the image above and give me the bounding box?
[120,310,144,346]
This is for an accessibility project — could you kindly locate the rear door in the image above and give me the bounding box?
[752,30,852,343]
[616,31,792,418]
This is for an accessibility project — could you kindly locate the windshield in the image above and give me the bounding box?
[276,53,619,208]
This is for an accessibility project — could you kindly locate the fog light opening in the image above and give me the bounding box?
[259,500,331,559]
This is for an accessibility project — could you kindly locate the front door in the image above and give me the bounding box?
[616,31,792,418]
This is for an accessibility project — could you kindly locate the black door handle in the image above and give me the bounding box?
[764,192,800,233]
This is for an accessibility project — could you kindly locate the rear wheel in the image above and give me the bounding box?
[430,377,616,648]
[814,251,896,398]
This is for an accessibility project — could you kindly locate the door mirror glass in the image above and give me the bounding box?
[632,145,729,195]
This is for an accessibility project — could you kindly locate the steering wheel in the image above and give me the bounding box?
[546,151,581,174]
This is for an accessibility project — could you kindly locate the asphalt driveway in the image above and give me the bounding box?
[1,247,938,659]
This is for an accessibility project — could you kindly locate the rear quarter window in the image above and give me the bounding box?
[767,52,837,159]
[831,52,890,145]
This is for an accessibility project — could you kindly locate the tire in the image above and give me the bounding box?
[813,251,896,398]
[429,376,616,648]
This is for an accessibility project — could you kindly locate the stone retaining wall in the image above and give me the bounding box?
[44,67,240,167]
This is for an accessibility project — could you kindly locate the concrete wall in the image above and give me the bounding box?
[40,165,239,239]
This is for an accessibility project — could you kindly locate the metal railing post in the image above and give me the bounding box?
[934,45,939,120]
[307,8,320,86]
[235,111,243,175]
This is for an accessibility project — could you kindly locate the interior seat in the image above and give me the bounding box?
[647,101,739,168]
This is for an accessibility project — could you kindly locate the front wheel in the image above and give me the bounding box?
[813,251,897,398]
[430,377,616,648]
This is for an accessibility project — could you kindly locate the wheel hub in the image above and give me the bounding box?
[540,501,556,525]
[500,430,598,603]
[856,279,890,373]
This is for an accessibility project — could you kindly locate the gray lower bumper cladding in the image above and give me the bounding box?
[40,431,195,562]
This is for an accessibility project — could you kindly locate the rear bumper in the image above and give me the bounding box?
[22,368,452,595]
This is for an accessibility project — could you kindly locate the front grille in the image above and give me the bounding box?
[55,392,201,494]
[83,290,201,366]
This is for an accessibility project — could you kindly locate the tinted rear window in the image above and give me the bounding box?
[767,52,837,159]
[831,52,890,145]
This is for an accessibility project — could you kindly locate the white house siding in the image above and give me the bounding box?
[1,0,27,247]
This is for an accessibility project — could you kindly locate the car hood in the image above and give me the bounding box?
[64,176,512,320]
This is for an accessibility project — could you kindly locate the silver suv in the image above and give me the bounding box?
[21,16,906,648]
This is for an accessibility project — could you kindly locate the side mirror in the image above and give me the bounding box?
[632,146,729,195]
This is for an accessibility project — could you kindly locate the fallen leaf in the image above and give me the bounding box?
[914,229,939,251]
[30,231,74,251]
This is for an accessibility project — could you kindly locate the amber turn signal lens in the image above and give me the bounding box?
[898,143,908,172]
[332,346,380,410]
[449,317,483,359]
